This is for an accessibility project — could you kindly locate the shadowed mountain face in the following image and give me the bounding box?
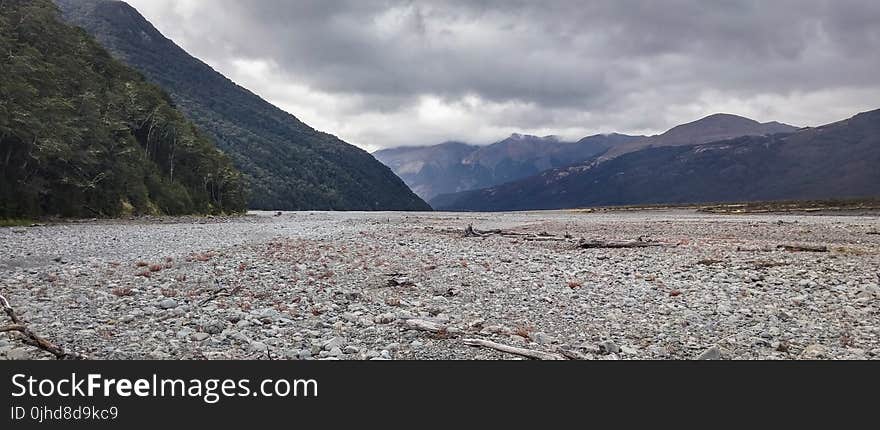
[372,142,482,202]
[432,109,880,211]
[374,133,640,201]
[55,0,429,211]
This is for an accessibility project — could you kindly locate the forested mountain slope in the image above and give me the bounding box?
[56,0,429,211]
[0,0,246,218]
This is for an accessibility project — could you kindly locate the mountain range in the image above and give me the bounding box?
[377,113,800,208]
[55,0,429,211]
[374,133,640,201]
[431,109,880,211]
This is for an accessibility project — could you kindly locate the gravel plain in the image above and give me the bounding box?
[1,209,879,360]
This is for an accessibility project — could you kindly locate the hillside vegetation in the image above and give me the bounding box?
[0,0,246,218]
[56,0,430,211]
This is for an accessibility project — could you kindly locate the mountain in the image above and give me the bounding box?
[372,142,482,201]
[374,133,639,201]
[55,0,429,211]
[599,113,798,161]
[375,114,792,204]
[0,0,246,218]
[432,109,880,211]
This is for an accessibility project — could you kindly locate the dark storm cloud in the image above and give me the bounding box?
[126,0,880,149]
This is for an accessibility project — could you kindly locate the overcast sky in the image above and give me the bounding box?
[125,0,880,151]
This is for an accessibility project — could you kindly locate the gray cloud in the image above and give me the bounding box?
[126,0,880,150]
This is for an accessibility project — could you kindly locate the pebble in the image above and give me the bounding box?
[697,346,722,360]
[599,340,620,355]
[322,337,345,351]
[158,298,178,309]
[6,348,31,360]
[203,321,225,335]
[801,344,827,359]
[529,332,552,345]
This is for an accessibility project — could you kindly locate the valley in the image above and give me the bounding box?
[2,210,878,360]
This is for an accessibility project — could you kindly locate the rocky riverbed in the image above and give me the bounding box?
[2,210,879,360]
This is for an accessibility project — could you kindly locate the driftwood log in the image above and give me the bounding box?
[463,338,566,360]
[463,224,481,237]
[736,246,775,252]
[522,236,569,242]
[465,225,528,238]
[0,293,87,360]
[464,225,506,237]
[578,240,667,249]
[464,225,572,241]
[777,244,828,253]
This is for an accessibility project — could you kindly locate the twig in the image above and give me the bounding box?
[0,293,87,360]
[463,338,566,360]
[199,280,242,306]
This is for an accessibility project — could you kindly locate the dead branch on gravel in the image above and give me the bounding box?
[697,258,724,266]
[0,293,87,360]
[752,260,790,269]
[736,246,774,252]
[199,280,243,307]
[577,239,669,249]
[777,244,828,253]
[463,225,569,241]
[464,224,520,237]
[463,224,484,237]
[463,338,566,360]
[522,236,569,242]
